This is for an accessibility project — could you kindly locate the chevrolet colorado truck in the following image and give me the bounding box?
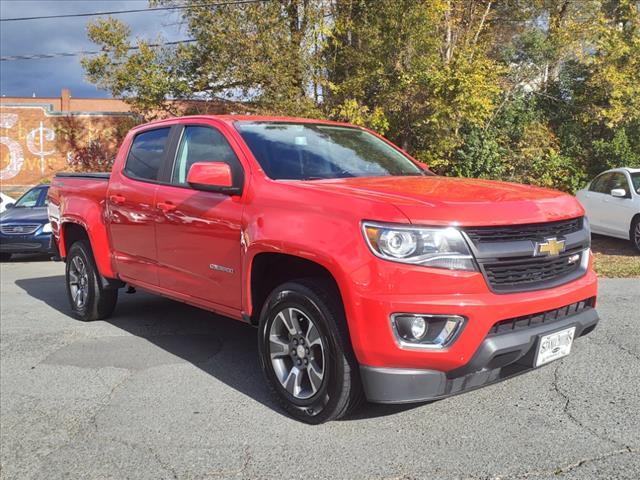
[48,115,599,424]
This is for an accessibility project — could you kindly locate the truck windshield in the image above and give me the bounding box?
[235,122,428,180]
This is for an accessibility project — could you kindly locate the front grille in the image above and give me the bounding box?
[481,248,583,291]
[0,223,41,235]
[465,217,583,244]
[488,298,595,336]
[463,217,589,292]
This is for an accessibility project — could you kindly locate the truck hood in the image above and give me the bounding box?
[300,176,584,226]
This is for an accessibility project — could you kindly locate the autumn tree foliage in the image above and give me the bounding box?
[53,116,140,172]
[82,0,640,191]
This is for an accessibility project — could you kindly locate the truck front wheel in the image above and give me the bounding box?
[257,279,363,424]
[65,240,118,321]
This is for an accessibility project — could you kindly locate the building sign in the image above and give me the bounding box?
[0,113,58,181]
[0,103,136,190]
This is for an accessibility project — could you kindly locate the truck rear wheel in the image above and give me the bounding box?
[65,240,118,321]
[257,279,363,424]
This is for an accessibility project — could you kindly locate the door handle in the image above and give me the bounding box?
[157,201,177,213]
[109,194,126,205]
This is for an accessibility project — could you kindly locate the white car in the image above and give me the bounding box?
[576,167,640,252]
[0,192,15,214]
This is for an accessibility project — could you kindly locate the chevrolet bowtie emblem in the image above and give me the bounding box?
[536,238,566,256]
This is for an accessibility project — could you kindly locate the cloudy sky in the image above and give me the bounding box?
[0,0,185,98]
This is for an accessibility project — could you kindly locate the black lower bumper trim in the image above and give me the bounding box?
[360,307,599,404]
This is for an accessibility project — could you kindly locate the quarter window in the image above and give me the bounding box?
[124,128,171,181]
[171,126,242,186]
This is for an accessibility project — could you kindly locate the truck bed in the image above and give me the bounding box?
[48,171,117,278]
[54,172,111,180]
[50,172,111,202]
[48,173,111,236]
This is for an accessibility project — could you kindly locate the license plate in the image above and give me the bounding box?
[535,327,576,367]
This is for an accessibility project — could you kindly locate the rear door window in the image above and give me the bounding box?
[124,128,171,181]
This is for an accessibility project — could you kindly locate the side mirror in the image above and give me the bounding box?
[5,203,14,209]
[186,162,241,195]
[610,188,627,198]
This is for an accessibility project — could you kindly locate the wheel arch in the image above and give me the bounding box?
[60,221,89,255]
[60,220,118,283]
[247,251,348,328]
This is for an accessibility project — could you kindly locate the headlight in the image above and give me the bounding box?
[42,222,52,233]
[363,222,477,271]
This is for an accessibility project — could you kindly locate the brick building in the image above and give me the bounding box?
[0,89,233,197]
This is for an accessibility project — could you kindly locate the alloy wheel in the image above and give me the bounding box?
[268,307,325,400]
[68,256,89,309]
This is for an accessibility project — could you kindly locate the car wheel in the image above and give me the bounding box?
[65,240,118,321]
[0,253,11,262]
[257,278,363,424]
[632,217,640,254]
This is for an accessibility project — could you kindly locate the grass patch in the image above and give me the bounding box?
[591,234,640,278]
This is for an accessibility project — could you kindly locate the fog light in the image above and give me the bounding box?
[391,314,465,349]
[410,317,427,339]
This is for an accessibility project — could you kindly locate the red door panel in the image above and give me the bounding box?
[155,184,243,309]
[107,174,160,285]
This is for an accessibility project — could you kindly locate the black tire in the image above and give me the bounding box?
[0,253,11,262]
[257,278,363,424]
[65,240,118,321]
[632,217,640,254]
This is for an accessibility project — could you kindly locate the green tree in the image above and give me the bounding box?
[81,0,640,192]
[82,0,328,118]
[325,0,503,168]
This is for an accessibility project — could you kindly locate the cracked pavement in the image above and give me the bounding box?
[1,259,638,479]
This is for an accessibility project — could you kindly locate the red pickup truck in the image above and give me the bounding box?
[48,115,599,423]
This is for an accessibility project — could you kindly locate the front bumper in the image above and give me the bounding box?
[0,232,55,254]
[346,263,598,370]
[360,306,599,403]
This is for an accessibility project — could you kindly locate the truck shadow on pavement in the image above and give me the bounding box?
[15,275,423,421]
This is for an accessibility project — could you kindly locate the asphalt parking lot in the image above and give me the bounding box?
[1,258,638,479]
